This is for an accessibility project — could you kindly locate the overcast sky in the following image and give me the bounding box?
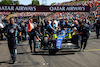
[0,0,72,5]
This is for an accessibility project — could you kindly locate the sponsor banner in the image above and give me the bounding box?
[0,5,90,12]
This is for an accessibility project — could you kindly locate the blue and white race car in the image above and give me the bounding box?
[37,28,80,54]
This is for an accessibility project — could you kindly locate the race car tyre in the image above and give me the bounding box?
[72,35,78,44]
[49,49,57,55]
[44,36,48,44]
[42,36,49,48]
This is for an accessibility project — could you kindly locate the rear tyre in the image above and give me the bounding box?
[43,36,49,48]
[44,36,48,44]
[49,49,57,55]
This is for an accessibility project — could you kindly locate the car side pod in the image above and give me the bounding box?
[53,34,58,39]
[66,33,72,39]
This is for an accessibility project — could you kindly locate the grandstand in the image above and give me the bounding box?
[0,12,10,19]
[48,0,100,20]
[0,0,99,22]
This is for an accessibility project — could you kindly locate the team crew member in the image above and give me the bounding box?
[77,22,89,51]
[46,22,55,35]
[58,19,65,30]
[40,20,45,35]
[95,18,100,39]
[64,20,71,28]
[19,20,27,40]
[72,20,79,29]
[0,22,4,40]
[29,24,42,53]
[3,17,21,64]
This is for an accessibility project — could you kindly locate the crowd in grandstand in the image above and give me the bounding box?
[0,12,10,19]
[13,12,52,17]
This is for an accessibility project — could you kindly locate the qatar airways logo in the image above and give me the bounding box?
[0,6,14,10]
[49,6,85,11]
[15,6,36,11]
[0,6,36,11]
[66,6,85,11]
[49,6,65,11]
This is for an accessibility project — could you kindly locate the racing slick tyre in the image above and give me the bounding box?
[43,36,49,48]
[72,35,80,49]
[49,49,57,55]
[72,35,78,44]
[44,36,48,44]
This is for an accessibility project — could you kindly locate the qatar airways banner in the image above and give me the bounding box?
[0,5,90,12]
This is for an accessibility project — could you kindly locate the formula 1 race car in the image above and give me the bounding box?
[36,28,80,54]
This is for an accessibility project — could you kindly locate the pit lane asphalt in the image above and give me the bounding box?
[0,32,100,67]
